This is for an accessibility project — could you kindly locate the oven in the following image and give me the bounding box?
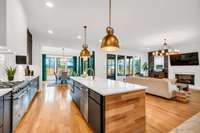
[12,82,29,130]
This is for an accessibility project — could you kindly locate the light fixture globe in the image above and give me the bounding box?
[101,27,119,52]
[80,45,90,58]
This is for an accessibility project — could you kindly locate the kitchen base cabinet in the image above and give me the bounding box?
[70,77,146,133]
[3,92,12,133]
[12,76,40,131]
[0,97,3,133]
[0,92,12,133]
[88,90,103,133]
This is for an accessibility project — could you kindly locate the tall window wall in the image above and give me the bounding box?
[107,54,142,80]
[46,55,76,77]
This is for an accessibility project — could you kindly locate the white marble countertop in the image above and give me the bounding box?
[0,75,39,82]
[0,75,39,97]
[0,88,12,97]
[70,77,146,96]
[14,75,39,82]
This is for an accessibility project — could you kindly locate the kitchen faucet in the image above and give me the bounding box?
[87,68,95,80]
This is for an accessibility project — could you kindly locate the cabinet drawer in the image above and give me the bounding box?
[74,81,81,88]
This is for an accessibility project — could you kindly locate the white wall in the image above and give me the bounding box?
[0,0,6,46]
[168,44,200,89]
[6,0,28,55]
[0,0,28,81]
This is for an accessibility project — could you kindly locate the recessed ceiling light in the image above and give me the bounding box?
[77,35,82,39]
[48,30,53,34]
[46,2,54,8]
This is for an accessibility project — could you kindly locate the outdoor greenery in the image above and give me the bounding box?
[142,62,149,72]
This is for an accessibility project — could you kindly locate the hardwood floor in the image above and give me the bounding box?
[14,84,93,133]
[146,90,200,133]
[14,83,200,133]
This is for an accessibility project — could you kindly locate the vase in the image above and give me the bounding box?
[8,76,14,81]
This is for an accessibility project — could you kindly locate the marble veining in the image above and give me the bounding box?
[170,112,200,133]
[70,77,146,96]
[0,88,12,97]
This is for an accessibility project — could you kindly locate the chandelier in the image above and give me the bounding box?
[152,39,180,56]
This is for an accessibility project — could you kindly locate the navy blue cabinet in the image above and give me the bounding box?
[0,92,12,133]
[3,92,12,133]
[70,79,104,133]
[0,97,3,133]
[71,81,81,109]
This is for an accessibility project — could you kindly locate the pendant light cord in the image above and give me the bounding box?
[84,26,87,48]
[109,0,111,26]
[62,48,64,60]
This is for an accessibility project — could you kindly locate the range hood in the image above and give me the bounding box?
[0,46,14,54]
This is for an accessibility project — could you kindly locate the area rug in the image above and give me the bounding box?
[169,112,200,133]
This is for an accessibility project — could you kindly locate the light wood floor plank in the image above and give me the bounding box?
[14,83,200,133]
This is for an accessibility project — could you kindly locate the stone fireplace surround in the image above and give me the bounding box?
[169,66,200,89]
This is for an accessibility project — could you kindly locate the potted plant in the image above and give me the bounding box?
[142,62,149,76]
[6,67,16,81]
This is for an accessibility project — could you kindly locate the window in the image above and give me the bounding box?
[117,55,125,76]
[126,56,133,76]
[154,56,164,72]
[67,57,75,76]
[107,54,116,80]
[46,57,55,75]
[46,55,77,77]
[133,57,141,74]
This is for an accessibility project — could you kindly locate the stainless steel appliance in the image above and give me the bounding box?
[11,81,29,130]
[80,86,88,122]
[0,81,28,130]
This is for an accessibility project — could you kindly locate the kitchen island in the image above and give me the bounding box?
[69,77,146,133]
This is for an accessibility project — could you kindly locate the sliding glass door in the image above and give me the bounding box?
[107,54,116,80]
[117,55,125,76]
[126,56,133,76]
[133,57,141,74]
[46,57,56,76]
[45,55,77,80]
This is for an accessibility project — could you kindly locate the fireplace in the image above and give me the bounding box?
[175,74,195,85]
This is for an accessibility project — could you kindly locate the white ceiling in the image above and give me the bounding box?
[21,0,200,51]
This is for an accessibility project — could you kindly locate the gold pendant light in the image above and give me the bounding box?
[101,0,119,52]
[80,26,90,58]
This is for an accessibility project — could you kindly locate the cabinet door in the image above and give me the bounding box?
[3,92,12,133]
[88,97,102,133]
[74,86,80,109]
[0,97,4,133]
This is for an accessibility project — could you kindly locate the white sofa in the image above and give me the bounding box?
[126,76,178,99]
